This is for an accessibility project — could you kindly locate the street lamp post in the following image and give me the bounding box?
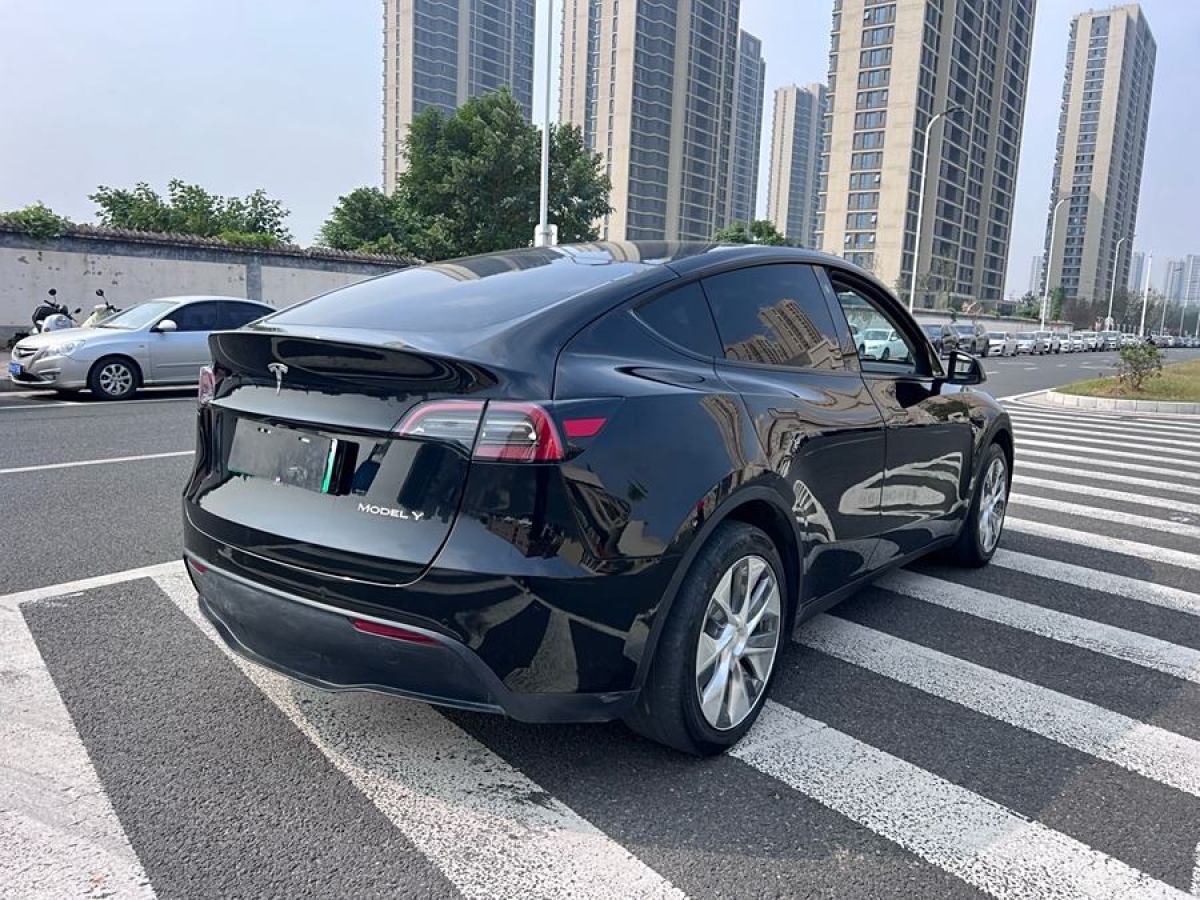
[1138,252,1153,337]
[1041,196,1068,330]
[533,0,556,248]
[1106,234,1133,327]
[907,106,964,312]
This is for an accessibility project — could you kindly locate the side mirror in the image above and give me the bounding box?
[48,288,57,297]
[155,318,178,333]
[96,289,105,298]
[945,349,985,385]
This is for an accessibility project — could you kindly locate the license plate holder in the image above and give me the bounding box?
[228,420,338,493]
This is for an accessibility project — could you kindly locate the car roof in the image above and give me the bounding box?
[140,295,265,306]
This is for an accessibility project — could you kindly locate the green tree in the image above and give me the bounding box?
[0,202,74,239]
[713,219,786,245]
[1117,342,1162,392]
[318,187,409,253]
[381,89,610,260]
[90,179,291,242]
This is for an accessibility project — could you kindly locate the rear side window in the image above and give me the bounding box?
[220,302,270,329]
[702,264,843,371]
[633,281,721,357]
[169,302,221,332]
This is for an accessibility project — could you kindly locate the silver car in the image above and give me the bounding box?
[8,295,271,400]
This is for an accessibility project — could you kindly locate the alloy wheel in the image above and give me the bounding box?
[695,555,782,731]
[98,362,133,397]
[978,455,1008,553]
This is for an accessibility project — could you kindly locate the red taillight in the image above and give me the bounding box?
[198,365,216,406]
[475,402,565,461]
[396,400,565,462]
[351,618,438,645]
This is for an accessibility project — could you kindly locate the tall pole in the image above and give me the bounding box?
[1138,252,1153,337]
[534,0,554,247]
[1106,234,1132,326]
[1159,286,1170,334]
[1041,196,1068,330]
[907,106,963,312]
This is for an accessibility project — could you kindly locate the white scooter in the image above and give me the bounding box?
[80,289,121,328]
[31,289,80,333]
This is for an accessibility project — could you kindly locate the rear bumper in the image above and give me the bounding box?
[186,553,639,724]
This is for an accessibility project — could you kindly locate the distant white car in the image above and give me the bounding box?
[1066,333,1085,352]
[1015,332,1042,355]
[987,331,1017,357]
[858,328,908,361]
[1054,332,1073,353]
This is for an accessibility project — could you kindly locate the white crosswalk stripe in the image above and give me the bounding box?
[1016,460,1200,496]
[1007,516,1200,569]
[1012,474,1200,517]
[1012,428,1200,460]
[988,548,1200,618]
[732,703,1189,900]
[1008,408,1200,434]
[799,614,1200,797]
[1009,492,1200,538]
[1012,448,1200,483]
[152,569,685,900]
[1016,437,1200,469]
[1011,422,1200,451]
[1008,411,1200,437]
[879,569,1200,684]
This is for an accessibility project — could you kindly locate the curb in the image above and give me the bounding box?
[1029,390,1200,416]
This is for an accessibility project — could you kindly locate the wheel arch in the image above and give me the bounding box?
[89,353,144,385]
[630,484,802,692]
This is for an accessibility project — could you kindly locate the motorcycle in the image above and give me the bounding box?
[31,288,81,333]
[80,289,122,328]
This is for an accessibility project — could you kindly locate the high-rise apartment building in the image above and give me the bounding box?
[1028,253,1044,295]
[727,31,766,227]
[1184,256,1200,305]
[1164,259,1185,301]
[560,0,741,241]
[1128,249,1146,291]
[816,0,1035,307]
[767,84,826,247]
[383,0,535,192]
[1043,4,1156,302]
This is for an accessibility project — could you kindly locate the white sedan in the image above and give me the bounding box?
[987,331,1018,357]
[858,328,908,361]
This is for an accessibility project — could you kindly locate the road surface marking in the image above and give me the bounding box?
[733,703,1186,899]
[153,570,684,900]
[1008,408,1200,433]
[0,395,193,412]
[1012,429,1200,460]
[1013,474,1200,517]
[988,548,1200,618]
[0,451,193,476]
[0,561,184,612]
[1015,461,1200,496]
[799,614,1200,797]
[0,606,153,897]
[1015,438,1200,470]
[1011,421,1200,450]
[1007,517,1200,569]
[1012,450,1200,484]
[1009,493,1200,538]
[879,569,1200,684]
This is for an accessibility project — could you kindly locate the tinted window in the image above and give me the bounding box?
[168,302,221,332]
[828,274,919,374]
[703,264,842,370]
[220,302,270,329]
[633,282,720,356]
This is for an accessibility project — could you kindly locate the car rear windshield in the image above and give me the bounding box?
[1018,332,1036,339]
[953,325,975,334]
[266,250,657,334]
[988,332,1006,338]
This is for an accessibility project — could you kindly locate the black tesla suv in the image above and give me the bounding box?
[183,242,1013,755]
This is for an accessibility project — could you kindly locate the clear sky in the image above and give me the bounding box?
[1,0,1195,296]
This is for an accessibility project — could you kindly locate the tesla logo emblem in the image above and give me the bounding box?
[267,362,288,395]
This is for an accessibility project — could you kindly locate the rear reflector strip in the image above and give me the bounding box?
[563,417,607,439]
[350,618,439,645]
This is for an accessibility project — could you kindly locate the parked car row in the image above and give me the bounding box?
[915,322,1199,358]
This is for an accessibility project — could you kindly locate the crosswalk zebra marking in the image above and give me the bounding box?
[1012,450,1200,483]
[879,569,1200,685]
[732,702,1189,899]
[1015,438,1200,470]
[799,614,1200,798]
[1007,517,1200,569]
[987,549,1200,618]
[1012,429,1200,461]
[1015,461,1200,497]
[0,605,153,899]
[1008,408,1200,434]
[1012,422,1200,451]
[1009,493,1200,538]
[1012,475,1200,518]
[153,570,685,900]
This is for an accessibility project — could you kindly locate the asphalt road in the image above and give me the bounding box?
[3,357,1200,898]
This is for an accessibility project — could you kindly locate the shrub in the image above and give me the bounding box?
[1116,341,1162,392]
[1,202,74,239]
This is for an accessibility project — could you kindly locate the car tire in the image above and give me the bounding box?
[881,347,891,361]
[88,356,139,401]
[625,521,787,756]
[948,442,1009,568]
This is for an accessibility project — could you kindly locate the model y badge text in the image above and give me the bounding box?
[358,502,425,521]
